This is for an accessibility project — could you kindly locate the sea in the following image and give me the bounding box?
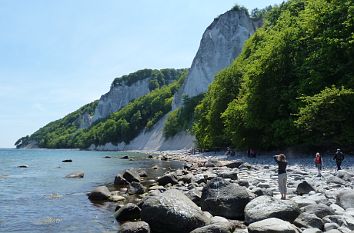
[0,149,181,233]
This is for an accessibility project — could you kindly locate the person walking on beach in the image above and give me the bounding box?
[314,152,323,177]
[274,154,287,200]
[333,149,344,170]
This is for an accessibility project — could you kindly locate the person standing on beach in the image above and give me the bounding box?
[314,152,323,177]
[333,149,344,170]
[274,154,287,200]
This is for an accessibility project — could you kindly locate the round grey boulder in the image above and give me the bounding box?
[141,189,210,233]
[114,203,141,222]
[119,221,150,233]
[201,177,250,219]
[244,196,300,224]
[248,218,299,233]
[302,203,335,218]
[336,190,354,209]
[88,186,111,202]
[293,213,324,230]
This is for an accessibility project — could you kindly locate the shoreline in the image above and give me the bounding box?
[88,150,354,233]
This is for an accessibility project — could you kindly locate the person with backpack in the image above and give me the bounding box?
[314,152,323,177]
[274,154,287,200]
[333,148,344,170]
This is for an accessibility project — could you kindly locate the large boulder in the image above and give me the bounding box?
[296,181,315,195]
[119,221,150,233]
[114,203,141,222]
[336,190,354,209]
[293,213,324,230]
[200,177,250,219]
[248,218,299,233]
[128,182,145,195]
[156,173,178,186]
[114,174,130,185]
[88,186,111,202]
[302,203,335,218]
[244,196,300,224]
[123,169,141,183]
[141,189,210,233]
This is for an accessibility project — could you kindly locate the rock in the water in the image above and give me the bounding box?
[119,221,150,233]
[336,190,354,209]
[65,171,84,178]
[296,181,315,195]
[302,203,335,218]
[121,155,129,159]
[244,196,300,224]
[293,213,324,230]
[156,173,178,186]
[248,218,299,233]
[114,203,141,222]
[62,159,72,162]
[123,169,141,183]
[104,156,111,158]
[138,170,148,177]
[17,165,29,168]
[141,189,210,233]
[128,182,145,195]
[114,174,130,185]
[88,186,111,202]
[201,177,250,219]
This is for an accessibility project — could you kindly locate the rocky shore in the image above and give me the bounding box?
[88,151,354,233]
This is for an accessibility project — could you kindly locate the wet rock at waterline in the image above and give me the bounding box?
[65,171,84,178]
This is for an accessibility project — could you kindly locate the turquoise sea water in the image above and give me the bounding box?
[0,149,173,233]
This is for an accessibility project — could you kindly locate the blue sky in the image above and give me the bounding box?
[0,0,284,148]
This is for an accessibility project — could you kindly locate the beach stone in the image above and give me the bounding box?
[114,174,130,185]
[157,173,178,186]
[128,182,145,195]
[62,159,72,162]
[327,176,346,185]
[123,169,141,183]
[201,177,250,219]
[185,189,202,206]
[64,171,84,178]
[336,190,354,209]
[253,188,273,197]
[293,213,324,230]
[88,186,111,202]
[296,181,315,195]
[323,215,354,230]
[17,164,29,168]
[138,170,148,177]
[219,171,238,180]
[121,155,129,159]
[225,160,244,168]
[119,221,150,233]
[205,159,223,167]
[247,218,299,233]
[179,174,193,183]
[109,192,125,202]
[302,228,322,233]
[114,203,141,222]
[337,170,352,182]
[302,203,335,218]
[141,189,210,233]
[104,156,111,158]
[210,216,229,224]
[190,223,232,233]
[324,222,340,231]
[244,196,300,224]
[238,180,249,187]
[291,196,316,207]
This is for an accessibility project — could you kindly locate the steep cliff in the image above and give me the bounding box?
[173,9,261,107]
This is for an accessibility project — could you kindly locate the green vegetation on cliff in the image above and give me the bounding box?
[16,68,187,149]
[194,0,354,150]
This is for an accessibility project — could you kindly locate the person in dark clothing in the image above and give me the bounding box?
[274,154,288,200]
[333,149,344,170]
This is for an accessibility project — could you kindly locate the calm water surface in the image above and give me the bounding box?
[0,149,178,233]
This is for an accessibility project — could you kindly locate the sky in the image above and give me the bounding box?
[0,0,284,148]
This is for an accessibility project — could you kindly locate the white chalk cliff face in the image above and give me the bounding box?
[92,79,151,123]
[174,10,260,107]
